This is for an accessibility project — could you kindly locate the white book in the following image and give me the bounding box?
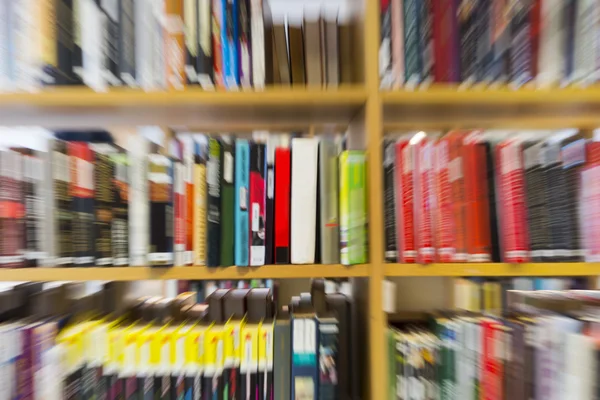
[81,0,107,91]
[11,0,39,92]
[537,0,567,87]
[565,333,595,400]
[573,0,598,84]
[152,0,166,90]
[250,0,266,89]
[43,138,56,267]
[290,137,318,264]
[128,133,150,266]
[135,0,154,90]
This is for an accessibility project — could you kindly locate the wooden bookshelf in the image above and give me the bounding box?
[385,263,600,277]
[0,264,369,282]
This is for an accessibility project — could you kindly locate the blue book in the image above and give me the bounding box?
[291,316,319,400]
[235,140,250,266]
[221,0,231,88]
[231,0,241,86]
[223,0,239,88]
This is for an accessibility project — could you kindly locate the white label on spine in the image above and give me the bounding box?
[224,152,233,183]
[267,169,274,199]
[448,157,462,182]
[251,203,259,231]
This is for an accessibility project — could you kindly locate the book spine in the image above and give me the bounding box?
[258,322,274,400]
[70,142,95,266]
[395,140,415,263]
[537,0,566,86]
[238,0,251,88]
[165,0,186,90]
[319,140,341,265]
[206,138,222,266]
[419,0,434,84]
[198,0,214,88]
[94,151,114,266]
[23,153,44,267]
[251,0,267,88]
[235,139,250,266]
[274,146,291,264]
[220,139,235,266]
[458,0,478,83]
[129,135,149,267]
[193,140,207,265]
[383,140,398,262]
[291,318,319,399]
[389,0,404,88]
[291,139,318,264]
[265,138,276,265]
[100,0,121,86]
[53,141,73,266]
[119,0,136,86]
[318,320,339,399]
[174,160,186,266]
[341,151,367,265]
[403,0,423,87]
[240,325,259,400]
[55,0,80,85]
[249,143,266,266]
[561,139,586,261]
[432,0,459,82]
[148,153,174,266]
[449,132,467,262]
[414,139,435,264]
[509,0,534,86]
[211,0,225,88]
[184,0,198,84]
[435,138,454,262]
[41,146,55,267]
[39,0,58,85]
[225,0,239,88]
[111,153,129,266]
[184,142,194,265]
[135,0,153,90]
[273,321,291,400]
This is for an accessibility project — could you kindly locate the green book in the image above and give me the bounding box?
[220,137,235,266]
[339,151,367,265]
[388,329,396,400]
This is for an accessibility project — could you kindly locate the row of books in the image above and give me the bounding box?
[387,290,600,400]
[0,0,354,92]
[380,0,600,88]
[0,130,368,268]
[453,277,588,315]
[0,279,360,400]
[383,129,597,264]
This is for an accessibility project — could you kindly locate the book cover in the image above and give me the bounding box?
[291,316,318,399]
[274,143,291,264]
[165,0,186,90]
[290,138,318,264]
[128,134,149,267]
[194,139,208,265]
[340,150,367,265]
[249,142,266,266]
[99,0,121,86]
[394,138,416,263]
[198,0,214,89]
[265,136,277,265]
[93,149,114,266]
[110,152,129,266]
[383,139,397,262]
[119,0,136,86]
[207,137,222,267]
[212,0,225,88]
[52,141,73,266]
[148,152,174,266]
[319,138,341,264]
[184,0,198,84]
[69,142,95,266]
[274,315,291,400]
[235,139,250,266]
[220,137,235,266]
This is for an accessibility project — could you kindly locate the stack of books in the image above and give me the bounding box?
[0,129,367,268]
[0,0,354,92]
[387,290,600,400]
[383,129,598,264]
[0,279,361,400]
[380,0,600,89]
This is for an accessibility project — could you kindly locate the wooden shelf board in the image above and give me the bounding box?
[385,263,600,277]
[0,264,368,281]
[0,86,368,128]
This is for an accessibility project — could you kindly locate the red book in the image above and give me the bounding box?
[582,142,600,261]
[0,150,24,268]
[496,138,530,263]
[184,144,194,265]
[414,137,436,264]
[432,0,460,82]
[434,138,454,262]
[174,160,186,266]
[274,146,291,264]
[530,0,542,78]
[212,0,225,88]
[395,138,416,263]
[482,320,505,400]
[464,131,492,262]
[448,131,468,262]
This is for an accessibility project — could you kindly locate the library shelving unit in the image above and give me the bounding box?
[5,1,600,399]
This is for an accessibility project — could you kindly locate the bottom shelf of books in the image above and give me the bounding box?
[1,278,366,399]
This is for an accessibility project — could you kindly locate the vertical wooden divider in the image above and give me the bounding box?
[364,0,387,398]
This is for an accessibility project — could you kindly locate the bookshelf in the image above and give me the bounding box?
[384,263,600,277]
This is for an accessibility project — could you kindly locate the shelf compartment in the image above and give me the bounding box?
[385,263,600,277]
[0,86,368,128]
[0,264,368,281]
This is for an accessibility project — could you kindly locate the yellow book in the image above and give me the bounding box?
[204,325,224,398]
[194,158,207,265]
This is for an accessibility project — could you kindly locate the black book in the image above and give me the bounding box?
[484,141,501,262]
[56,0,81,85]
[111,151,129,266]
[196,0,214,88]
[265,140,275,265]
[542,141,569,261]
[383,139,397,262]
[220,137,235,267]
[92,146,115,266]
[184,0,198,84]
[560,136,586,261]
[207,137,222,267]
[100,0,121,85]
[53,140,73,266]
[16,149,43,267]
[249,142,266,266]
[523,142,547,262]
[119,0,136,86]
[148,150,174,267]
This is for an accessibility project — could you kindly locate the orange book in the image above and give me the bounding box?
[435,135,455,262]
[447,131,468,262]
[463,131,492,262]
[165,0,186,90]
